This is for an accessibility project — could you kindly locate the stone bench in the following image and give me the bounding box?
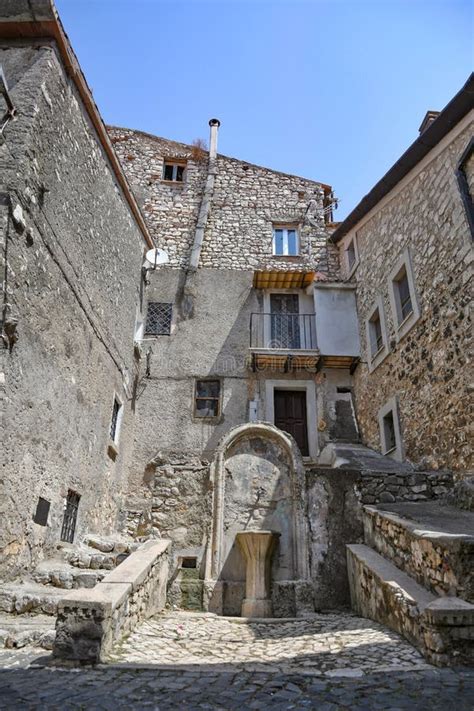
[53,539,170,663]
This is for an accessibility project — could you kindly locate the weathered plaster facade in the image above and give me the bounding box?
[0,44,147,579]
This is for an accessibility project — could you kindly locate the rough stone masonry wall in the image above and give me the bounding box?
[345,119,473,473]
[108,126,340,277]
[0,46,145,579]
[54,540,169,663]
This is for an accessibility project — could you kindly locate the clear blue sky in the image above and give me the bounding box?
[56,0,472,219]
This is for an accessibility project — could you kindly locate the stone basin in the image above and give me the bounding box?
[236,530,280,618]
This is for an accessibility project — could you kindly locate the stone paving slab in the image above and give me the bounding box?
[107,610,430,676]
[0,665,473,710]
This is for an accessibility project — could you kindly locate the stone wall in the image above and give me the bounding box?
[340,117,473,473]
[363,506,473,602]
[0,46,146,578]
[54,540,170,663]
[108,126,339,276]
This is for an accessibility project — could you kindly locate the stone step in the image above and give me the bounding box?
[346,543,474,666]
[61,545,126,571]
[32,560,109,589]
[362,502,474,602]
[0,613,55,650]
[0,582,65,616]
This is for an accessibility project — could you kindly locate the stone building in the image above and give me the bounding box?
[1,0,472,667]
[332,75,473,474]
[0,1,152,580]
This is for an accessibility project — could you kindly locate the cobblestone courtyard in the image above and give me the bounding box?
[0,611,473,709]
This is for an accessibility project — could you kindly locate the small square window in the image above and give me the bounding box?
[33,497,50,526]
[145,303,172,336]
[194,379,220,418]
[110,396,122,443]
[272,227,299,256]
[163,162,185,182]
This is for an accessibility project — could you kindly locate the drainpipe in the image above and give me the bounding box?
[188,118,220,270]
[180,119,220,319]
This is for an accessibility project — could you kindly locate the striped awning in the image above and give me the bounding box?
[253,271,315,289]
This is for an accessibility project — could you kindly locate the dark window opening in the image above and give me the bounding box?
[181,557,198,569]
[110,397,121,442]
[346,240,356,270]
[60,490,80,543]
[383,412,396,452]
[336,387,352,394]
[395,268,413,322]
[195,379,220,418]
[145,302,173,336]
[33,497,50,526]
[369,310,384,355]
[163,162,185,182]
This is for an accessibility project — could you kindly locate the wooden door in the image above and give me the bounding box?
[274,389,309,456]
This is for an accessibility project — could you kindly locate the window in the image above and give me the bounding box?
[194,379,221,418]
[378,397,404,461]
[33,497,50,526]
[365,297,389,371]
[369,309,383,356]
[110,396,122,443]
[272,227,299,256]
[145,302,172,336]
[382,411,396,452]
[346,239,356,271]
[60,490,80,543]
[162,162,185,182]
[388,248,420,341]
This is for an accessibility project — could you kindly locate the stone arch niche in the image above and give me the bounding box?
[203,422,314,617]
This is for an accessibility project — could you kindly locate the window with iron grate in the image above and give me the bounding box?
[60,490,80,543]
[145,303,173,336]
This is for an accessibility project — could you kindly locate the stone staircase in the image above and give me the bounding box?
[347,499,474,666]
[0,534,137,650]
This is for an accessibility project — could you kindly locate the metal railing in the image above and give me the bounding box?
[250,313,317,350]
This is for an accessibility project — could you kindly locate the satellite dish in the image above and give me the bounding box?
[144,248,169,269]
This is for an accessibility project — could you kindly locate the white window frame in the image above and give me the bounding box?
[264,379,318,460]
[388,247,420,341]
[378,396,404,461]
[272,225,300,256]
[365,295,389,372]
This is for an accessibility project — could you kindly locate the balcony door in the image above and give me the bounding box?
[270,294,300,349]
[274,389,309,456]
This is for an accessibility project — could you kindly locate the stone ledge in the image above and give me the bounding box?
[53,539,170,663]
[347,543,474,666]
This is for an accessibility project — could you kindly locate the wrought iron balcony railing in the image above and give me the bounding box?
[250,313,317,351]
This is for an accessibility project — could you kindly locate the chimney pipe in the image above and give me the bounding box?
[209,118,220,159]
[419,110,440,134]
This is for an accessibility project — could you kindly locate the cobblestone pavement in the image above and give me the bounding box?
[0,611,473,709]
[107,611,430,674]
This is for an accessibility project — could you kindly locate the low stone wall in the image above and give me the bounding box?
[53,540,170,663]
[357,470,453,505]
[347,544,474,666]
[363,506,474,602]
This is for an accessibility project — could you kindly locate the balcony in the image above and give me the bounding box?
[248,313,320,372]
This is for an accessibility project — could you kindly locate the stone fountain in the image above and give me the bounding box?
[236,530,280,618]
